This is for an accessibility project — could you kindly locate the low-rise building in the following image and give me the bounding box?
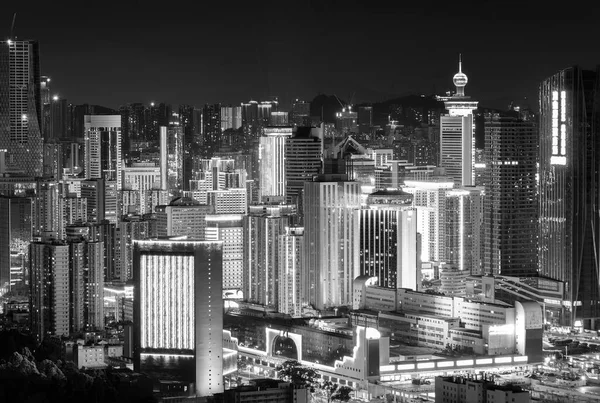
[435,375,530,403]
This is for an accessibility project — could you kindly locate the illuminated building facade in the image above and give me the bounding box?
[304,175,361,310]
[155,197,215,239]
[118,216,152,282]
[0,196,32,289]
[206,188,247,214]
[32,179,60,239]
[167,125,184,191]
[484,113,538,277]
[278,227,304,317]
[259,127,292,201]
[539,66,600,328]
[133,239,223,396]
[205,214,244,291]
[403,178,454,263]
[244,205,292,308]
[220,105,242,131]
[84,115,122,189]
[0,39,44,177]
[121,163,161,215]
[439,56,478,186]
[290,99,310,127]
[357,190,418,290]
[445,187,483,274]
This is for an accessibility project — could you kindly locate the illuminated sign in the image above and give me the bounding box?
[551,90,567,165]
[437,361,454,368]
[396,363,415,371]
[476,358,493,365]
[456,359,474,366]
[495,357,512,364]
[513,356,528,363]
[380,365,395,372]
[489,324,515,336]
[417,362,435,369]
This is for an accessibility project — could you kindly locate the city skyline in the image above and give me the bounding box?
[7,1,599,109]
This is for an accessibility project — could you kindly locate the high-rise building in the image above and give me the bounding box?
[0,39,44,177]
[0,196,32,289]
[357,190,419,290]
[118,215,152,282]
[259,127,293,202]
[539,66,600,327]
[484,113,538,277]
[81,178,105,223]
[278,227,304,317]
[121,163,161,215]
[30,240,70,340]
[445,187,484,274]
[284,126,323,206]
[167,125,184,191]
[31,178,60,239]
[155,197,215,239]
[202,103,221,157]
[403,177,455,263]
[269,111,288,126]
[290,99,310,127]
[133,239,223,396]
[335,107,358,135]
[304,174,361,310]
[84,115,123,189]
[220,105,242,131]
[439,56,478,186]
[205,214,244,292]
[244,205,292,308]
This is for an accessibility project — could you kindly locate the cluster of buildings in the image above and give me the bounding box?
[1,35,599,401]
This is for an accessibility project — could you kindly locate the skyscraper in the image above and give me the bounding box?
[484,113,538,277]
[304,174,361,310]
[133,239,223,396]
[439,56,478,186]
[539,66,600,327]
[0,39,44,176]
[0,196,32,289]
[284,126,323,206]
[205,214,244,292]
[357,190,418,290]
[445,187,483,274]
[84,115,123,189]
[259,126,292,202]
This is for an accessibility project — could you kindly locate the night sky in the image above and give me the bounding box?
[10,0,599,110]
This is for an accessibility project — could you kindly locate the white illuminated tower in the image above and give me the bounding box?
[304,174,361,310]
[205,214,244,292]
[133,238,223,396]
[439,55,478,186]
[259,127,292,202]
[84,115,122,188]
[278,227,304,317]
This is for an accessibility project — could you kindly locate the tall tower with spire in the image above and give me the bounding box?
[439,55,479,186]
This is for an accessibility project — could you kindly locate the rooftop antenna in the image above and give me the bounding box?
[10,13,16,39]
[458,53,462,73]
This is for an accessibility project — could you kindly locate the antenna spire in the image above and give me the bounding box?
[459,53,462,73]
[10,13,17,39]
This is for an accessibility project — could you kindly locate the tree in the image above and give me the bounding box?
[321,380,353,402]
[275,360,318,392]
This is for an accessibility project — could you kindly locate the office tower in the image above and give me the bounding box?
[59,193,88,240]
[270,111,288,126]
[84,240,104,329]
[258,101,273,127]
[202,103,221,157]
[40,76,51,105]
[304,175,361,310]
[439,56,478,186]
[284,126,323,206]
[155,197,215,239]
[539,66,600,327]
[206,188,247,214]
[335,107,358,135]
[241,100,259,136]
[179,105,203,190]
[357,190,418,290]
[290,99,310,127]
[220,105,242,131]
[30,240,70,340]
[0,39,44,177]
[84,115,122,188]
[446,187,483,274]
[81,178,105,224]
[278,227,304,317]
[484,113,538,277]
[403,177,454,263]
[205,214,244,291]
[68,241,85,333]
[259,127,293,202]
[118,215,152,282]
[358,106,373,135]
[121,163,161,215]
[0,196,32,289]
[167,125,184,191]
[244,205,292,308]
[133,239,223,396]
[43,96,68,141]
[32,178,60,239]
